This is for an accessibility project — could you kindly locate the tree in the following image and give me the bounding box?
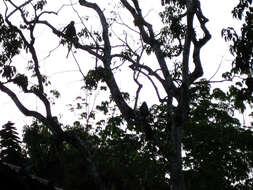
[23,120,65,187]
[183,80,253,190]
[221,0,253,113]
[5,0,250,190]
[0,121,24,165]
[0,1,103,188]
[0,0,211,189]
[21,83,253,190]
[22,120,170,190]
[72,1,210,189]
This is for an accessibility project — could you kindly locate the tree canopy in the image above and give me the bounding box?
[0,0,253,190]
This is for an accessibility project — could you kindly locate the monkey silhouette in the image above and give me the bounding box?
[63,21,77,58]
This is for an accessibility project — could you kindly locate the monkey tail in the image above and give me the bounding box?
[66,43,72,58]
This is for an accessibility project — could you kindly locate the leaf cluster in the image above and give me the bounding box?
[0,15,23,64]
[159,5,185,58]
[84,67,109,90]
[222,2,253,75]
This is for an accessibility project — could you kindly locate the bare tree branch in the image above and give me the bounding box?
[120,0,178,98]
[79,0,135,121]
[4,3,53,117]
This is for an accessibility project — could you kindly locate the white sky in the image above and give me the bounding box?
[0,0,245,131]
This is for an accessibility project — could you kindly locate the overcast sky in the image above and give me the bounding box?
[0,0,244,130]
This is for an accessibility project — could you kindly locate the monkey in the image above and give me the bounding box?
[63,21,76,39]
[62,21,78,58]
[139,102,153,140]
[139,101,149,118]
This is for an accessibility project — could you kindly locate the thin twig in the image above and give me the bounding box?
[208,55,224,81]
[71,49,86,80]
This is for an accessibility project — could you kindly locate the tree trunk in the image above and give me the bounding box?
[170,122,185,190]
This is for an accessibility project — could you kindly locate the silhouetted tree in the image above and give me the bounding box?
[0,121,24,165]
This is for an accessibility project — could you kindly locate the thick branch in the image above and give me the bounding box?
[0,83,59,136]
[182,2,194,87]
[0,83,46,121]
[104,67,135,120]
[78,0,135,121]
[79,0,111,62]
[129,63,169,94]
[138,69,164,102]
[189,0,211,84]
[120,0,177,98]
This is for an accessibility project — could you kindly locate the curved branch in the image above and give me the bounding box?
[189,0,211,84]
[129,63,167,90]
[139,70,164,102]
[37,20,103,59]
[120,0,177,97]
[79,0,135,121]
[0,83,46,121]
[112,51,174,98]
[79,0,111,62]
[4,7,52,117]
[120,0,154,43]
